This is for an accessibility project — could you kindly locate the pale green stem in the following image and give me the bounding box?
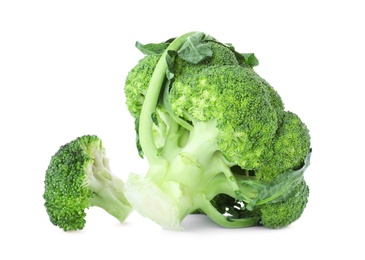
[139,31,198,164]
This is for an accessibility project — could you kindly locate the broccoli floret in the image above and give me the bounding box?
[170,65,282,169]
[257,111,311,181]
[123,31,312,230]
[124,55,160,118]
[260,179,309,228]
[43,135,132,231]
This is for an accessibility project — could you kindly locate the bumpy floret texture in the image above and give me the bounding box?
[170,65,284,170]
[125,55,160,118]
[43,136,97,230]
[260,179,310,228]
[257,111,311,181]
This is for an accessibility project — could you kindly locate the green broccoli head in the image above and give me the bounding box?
[43,135,132,231]
[122,32,312,230]
[170,65,283,169]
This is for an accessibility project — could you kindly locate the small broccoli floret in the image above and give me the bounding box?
[43,135,132,231]
[260,179,310,228]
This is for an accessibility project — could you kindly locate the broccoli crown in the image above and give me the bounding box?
[170,65,282,169]
[43,135,131,231]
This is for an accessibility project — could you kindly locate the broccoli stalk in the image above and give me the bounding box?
[125,118,251,230]
[43,135,132,231]
[137,31,197,164]
[87,148,131,222]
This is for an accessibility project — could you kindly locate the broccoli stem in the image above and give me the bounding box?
[88,153,132,222]
[202,173,237,200]
[160,118,184,162]
[90,178,132,223]
[125,119,225,230]
[139,31,197,164]
[148,119,220,194]
[194,193,260,228]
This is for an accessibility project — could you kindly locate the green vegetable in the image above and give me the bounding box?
[43,135,132,231]
[124,31,312,230]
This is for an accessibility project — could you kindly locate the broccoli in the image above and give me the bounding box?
[125,55,160,118]
[122,31,312,230]
[43,135,132,231]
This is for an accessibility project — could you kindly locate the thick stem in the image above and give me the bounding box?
[203,173,237,201]
[124,172,184,231]
[125,119,221,230]
[162,119,219,189]
[139,31,197,164]
[88,154,132,222]
[160,118,183,162]
[91,178,132,222]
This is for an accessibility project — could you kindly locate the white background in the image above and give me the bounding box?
[1,0,364,259]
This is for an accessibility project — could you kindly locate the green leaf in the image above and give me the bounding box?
[225,43,259,68]
[177,32,213,64]
[247,151,312,209]
[242,53,259,67]
[135,41,169,55]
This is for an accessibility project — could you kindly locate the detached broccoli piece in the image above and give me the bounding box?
[43,135,132,231]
